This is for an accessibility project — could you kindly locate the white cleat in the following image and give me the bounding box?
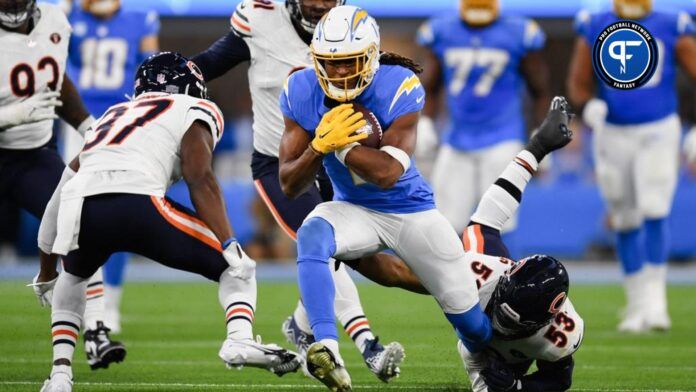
[218,336,302,377]
[617,311,648,333]
[362,338,405,383]
[39,373,72,392]
[306,342,352,392]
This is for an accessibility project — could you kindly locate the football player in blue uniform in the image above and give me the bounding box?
[416,0,551,238]
[64,0,160,333]
[279,7,493,391]
[568,0,696,333]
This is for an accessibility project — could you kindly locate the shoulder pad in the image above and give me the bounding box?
[230,0,280,39]
[38,3,72,32]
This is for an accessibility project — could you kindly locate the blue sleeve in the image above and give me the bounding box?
[386,72,425,124]
[574,10,593,42]
[677,11,696,36]
[523,19,546,52]
[446,304,493,353]
[191,31,251,82]
[416,19,436,48]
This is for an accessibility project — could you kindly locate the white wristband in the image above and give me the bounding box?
[335,142,360,166]
[380,145,411,173]
[76,115,96,137]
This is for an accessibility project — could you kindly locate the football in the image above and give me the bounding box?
[351,103,383,149]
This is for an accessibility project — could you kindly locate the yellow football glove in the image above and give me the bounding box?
[310,104,368,155]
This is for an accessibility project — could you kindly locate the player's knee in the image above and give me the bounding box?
[297,218,336,264]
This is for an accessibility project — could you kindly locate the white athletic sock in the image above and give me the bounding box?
[320,338,343,365]
[331,260,375,353]
[293,299,313,334]
[51,272,88,365]
[83,268,105,331]
[219,266,257,341]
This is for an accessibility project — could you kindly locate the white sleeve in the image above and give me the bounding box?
[37,166,76,253]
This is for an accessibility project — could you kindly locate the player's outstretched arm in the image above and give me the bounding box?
[191,32,251,82]
[278,116,327,199]
[56,75,95,136]
[343,112,419,189]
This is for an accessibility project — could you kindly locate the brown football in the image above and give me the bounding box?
[351,103,383,149]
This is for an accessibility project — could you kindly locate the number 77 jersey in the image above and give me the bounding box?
[78,93,224,198]
[417,15,545,150]
[466,252,584,364]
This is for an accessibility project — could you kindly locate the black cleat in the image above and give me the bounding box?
[84,322,126,370]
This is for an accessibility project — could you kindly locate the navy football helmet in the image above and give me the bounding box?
[134,52,208,99]
[286,0,345,34]
[488,255,570,339]
[0,0,36,29]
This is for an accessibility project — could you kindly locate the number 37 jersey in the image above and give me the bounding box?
[466,252,584,364]
[78,93,224,198]
[0,3,71,149]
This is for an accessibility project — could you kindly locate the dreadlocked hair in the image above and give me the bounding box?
[379,51,423,75]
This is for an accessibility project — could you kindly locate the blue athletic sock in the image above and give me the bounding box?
[296,218,338,342]
[644,218,669,266]
[445,304,493,353]
[103,253,128,286]
[616,228,646,275]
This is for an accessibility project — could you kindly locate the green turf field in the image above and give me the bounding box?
[1,281,694,391]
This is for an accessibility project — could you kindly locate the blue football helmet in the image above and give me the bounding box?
[134,52,208,99]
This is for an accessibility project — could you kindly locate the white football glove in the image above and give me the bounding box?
[581,98,607,130]
[222,240,256,281]
[0,91,62,129]
[415,116,439,159]
[27,272,59,307]
[684,127,696,164]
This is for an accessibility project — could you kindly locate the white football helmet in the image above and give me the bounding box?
[311,6,380,102]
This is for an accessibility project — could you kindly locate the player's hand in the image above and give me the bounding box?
[0,91,62,130]
[525,96,574,161]
[310,104,367,155]
[683,126,696,164]
[481,360,521,392]
[415,116,439,159]
[27,272,59,307]
[222,240,256,281]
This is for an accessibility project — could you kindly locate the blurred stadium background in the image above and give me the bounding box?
[2,0,695,268]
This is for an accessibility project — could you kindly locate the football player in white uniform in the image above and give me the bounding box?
[38,52,301,392]
[190,0,413,381]
[0,0,126,370]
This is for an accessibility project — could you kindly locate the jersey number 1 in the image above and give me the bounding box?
[83,98,172,151]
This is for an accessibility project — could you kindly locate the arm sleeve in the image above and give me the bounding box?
[144,10,160,37]
[520,357,574,392]
[191,31,251,82]
[523,20,546,52]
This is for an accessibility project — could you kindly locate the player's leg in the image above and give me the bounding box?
[594,124,648,332]
[102,253,128,333]
[389,209,492,352]
[635,115,681,331]
[432,144,477,234]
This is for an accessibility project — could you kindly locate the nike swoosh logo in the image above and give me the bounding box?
[416,95,425,104]
[572,334,583,349]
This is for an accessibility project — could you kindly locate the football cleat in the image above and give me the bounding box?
[281,315,315,376]
[39,372,72,392]
[362,337,405,383]
[306,342,352,392]
[219,336,302,377]
[84,322,127,370]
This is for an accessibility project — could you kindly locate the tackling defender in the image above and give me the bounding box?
[0,0,125,370]
[39,52,301,392]
[191,0,412,380]
[567,0,696,332]
[417,0,551,236]
[279,7,493,391]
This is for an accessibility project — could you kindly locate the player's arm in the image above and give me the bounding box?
[481,356,574,392]
[520,51,552,125]
[56,75,95,136]
[676,35,696,81]
[278,116,325,198]
[420,49,442,119]
[138,10,160,61]
[191,31,251,82]
[343,112,418,189]
[566,37,607,125]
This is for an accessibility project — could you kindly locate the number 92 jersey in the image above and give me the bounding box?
[575,10,695,125]
[467,252,584,364]
[417,15,545,151]
[0,3,71,149]
[78,93,224,198]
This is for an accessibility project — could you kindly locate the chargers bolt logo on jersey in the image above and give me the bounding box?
[592,21,658,90]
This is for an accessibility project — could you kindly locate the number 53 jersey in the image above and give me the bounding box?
[0,3,71,149]
[467,252,584,364]
[417,15,545,151]
[77,93,224,198]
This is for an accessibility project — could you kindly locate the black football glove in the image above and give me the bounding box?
[525,96,574,162]
[481,360,522,392]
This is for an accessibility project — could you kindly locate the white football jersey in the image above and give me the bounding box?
[465,252,584,364]
[77,93,224,197]
[0,3,71,149]
[230,0,313,157]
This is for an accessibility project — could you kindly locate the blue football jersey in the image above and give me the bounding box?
[67,8,160,117]
[417,15,546,151]
[280,65,435,214]
[575,10,695,125]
